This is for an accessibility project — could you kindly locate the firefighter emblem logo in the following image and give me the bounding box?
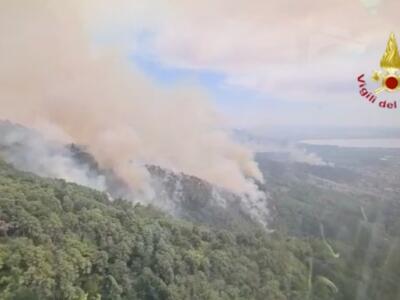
[372,33,400,94]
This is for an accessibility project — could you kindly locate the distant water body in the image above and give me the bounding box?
[301,139,400,148]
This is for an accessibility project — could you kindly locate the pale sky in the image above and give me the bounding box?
[82,0,400,129]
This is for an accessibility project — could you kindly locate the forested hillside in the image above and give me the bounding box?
[0,159,321,300]
[1,149,400,300]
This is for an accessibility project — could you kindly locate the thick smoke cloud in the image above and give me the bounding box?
[0,0,263,195]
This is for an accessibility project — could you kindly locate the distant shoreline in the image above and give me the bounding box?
[301,138,400,148]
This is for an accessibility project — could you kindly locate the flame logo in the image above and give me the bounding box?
[380,33,400,69]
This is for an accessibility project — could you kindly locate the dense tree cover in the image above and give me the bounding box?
[260,173,400,300]
[0,159,334,300]
[1,154,399,300]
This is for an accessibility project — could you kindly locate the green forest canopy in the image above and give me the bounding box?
[0,158,399,300]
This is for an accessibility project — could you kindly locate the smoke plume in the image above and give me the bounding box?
[235,131,333,167]
[0,0,263,195]
[286,145,333,166]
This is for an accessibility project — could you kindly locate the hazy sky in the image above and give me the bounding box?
[82,0,400,129]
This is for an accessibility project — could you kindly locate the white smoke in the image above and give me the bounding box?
[0,122,106,190]
[235,131,333,166]
[286,145,334,167]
